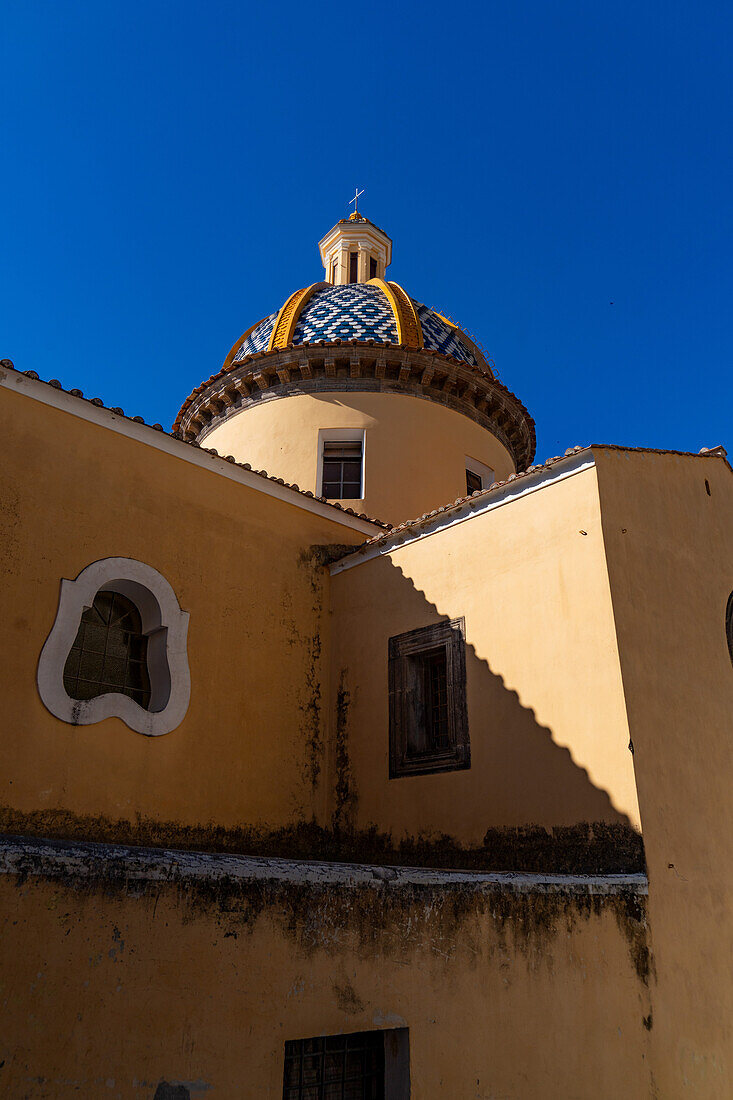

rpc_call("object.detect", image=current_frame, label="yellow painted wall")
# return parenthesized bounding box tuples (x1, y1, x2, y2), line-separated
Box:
(329, 465, 641, 843)
(203, 391, 516, 526)
(0, 384, 366, 835)
(0, 872, 653, 1099)
(595, 448, 733, 1098)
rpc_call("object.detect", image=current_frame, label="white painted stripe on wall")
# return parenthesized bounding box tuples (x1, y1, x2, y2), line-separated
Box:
(0, 835, 647, 895)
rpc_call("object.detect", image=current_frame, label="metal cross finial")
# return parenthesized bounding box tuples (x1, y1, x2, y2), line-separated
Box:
(349, 187, 364, 215)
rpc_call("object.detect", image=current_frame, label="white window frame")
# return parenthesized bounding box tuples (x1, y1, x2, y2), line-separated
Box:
(37, 557, 191, 737)
(464, 455, 495, 493)
(317, 427, 366, 501)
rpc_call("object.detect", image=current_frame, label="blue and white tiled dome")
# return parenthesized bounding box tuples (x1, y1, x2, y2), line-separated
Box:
(234, 312, 278, 359)
(294, 284, 398, 344)
(232, 284, 479, 366)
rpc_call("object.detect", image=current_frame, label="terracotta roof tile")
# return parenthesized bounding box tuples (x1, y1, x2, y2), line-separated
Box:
(358, 446, 593, 550)
(353, 441, 731, 554)
(0, 360, 391, 530)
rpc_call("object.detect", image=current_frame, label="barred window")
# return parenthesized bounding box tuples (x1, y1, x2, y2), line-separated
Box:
(283, 1031, 384, 1099)
(63, 591, 151, 708)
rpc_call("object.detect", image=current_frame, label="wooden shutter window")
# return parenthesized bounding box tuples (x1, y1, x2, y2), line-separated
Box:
(388, 618, 470, 778)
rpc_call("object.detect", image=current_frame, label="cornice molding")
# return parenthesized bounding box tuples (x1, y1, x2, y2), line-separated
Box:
(0, 833, 648, 893)
(329, 450, 596, 574)
(177, 343, 536, 471)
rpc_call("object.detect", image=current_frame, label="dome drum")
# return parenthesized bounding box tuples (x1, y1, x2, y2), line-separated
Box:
(175, 342, 536, 472)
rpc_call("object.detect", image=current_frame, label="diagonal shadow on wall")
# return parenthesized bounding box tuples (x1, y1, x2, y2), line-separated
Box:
(327, 551, 643, 875)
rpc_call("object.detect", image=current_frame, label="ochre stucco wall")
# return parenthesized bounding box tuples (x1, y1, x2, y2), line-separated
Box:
(0, 385, 367, 836)
(329, 464, 641, 844)
(0, 872, 654, 1099)
(595, 448, 733, 1098)
(203, 391, 516, 526)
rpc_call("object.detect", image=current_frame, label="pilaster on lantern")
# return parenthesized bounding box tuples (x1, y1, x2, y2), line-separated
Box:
(318, 213, 393, 285)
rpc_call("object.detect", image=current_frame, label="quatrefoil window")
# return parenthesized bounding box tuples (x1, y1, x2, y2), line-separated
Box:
(38, 558, 190, 736)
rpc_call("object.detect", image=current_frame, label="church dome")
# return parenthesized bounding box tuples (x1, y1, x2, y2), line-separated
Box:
(231, 283, 482, 368)
(174, 208, 536, 522)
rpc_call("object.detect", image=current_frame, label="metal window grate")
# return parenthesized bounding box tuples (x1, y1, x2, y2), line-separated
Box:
(63, 590, 151, 708)
(283, 1030, 384, 1099)
(322, 441, 363, 500)
(424, 649, 450, 750)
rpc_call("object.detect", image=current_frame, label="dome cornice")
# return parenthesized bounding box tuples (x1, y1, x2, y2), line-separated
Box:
(174, 342, 536, 471)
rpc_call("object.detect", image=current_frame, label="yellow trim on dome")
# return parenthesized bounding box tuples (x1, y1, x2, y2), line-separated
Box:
(267, 287, 306, 351)
(367, 279, 423, 348)
(387, 281, 423, 348)
(268, 282, 329, 351)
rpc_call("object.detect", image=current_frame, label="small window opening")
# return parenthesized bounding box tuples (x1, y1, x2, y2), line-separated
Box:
(466, 469, 482, 495)
(322, 440, 363, 499)
(389, 619, 469, 777)
(63, 590, 151, 708)
(407, 648, 451, 756)
(705, 479, 711, 496)
(727, 592, 733, 667)
(283, 1029, 392, 1099)
(369, 255, 378, 279)
(349, 251, 359, 283)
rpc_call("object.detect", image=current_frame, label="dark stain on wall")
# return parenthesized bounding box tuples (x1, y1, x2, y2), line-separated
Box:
(4, 855, 653, 987)
(0, 807, 645, 875)
(332, 978, 365, 1015)
(333, 669, 358, 833)
(301, 630, 323, 790)
(292, 549, 337, 793)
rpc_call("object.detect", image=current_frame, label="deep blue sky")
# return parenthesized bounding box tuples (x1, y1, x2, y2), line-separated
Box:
(2, 1, 731, 462)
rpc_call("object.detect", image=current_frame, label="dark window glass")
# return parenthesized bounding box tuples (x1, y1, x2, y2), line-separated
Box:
(63, 591, 151, 708)
(389, 619, 470, 777)
(349, 252, 359, 283)
(369, 256, 378, 279)
(466, 469, 482, 495)
(283, 1030, 384, 1100)
(424, 649, 450, 750)
(322, 441, 363, 499)
(727, 592, 733, 666)
(403, 647, 451, 758)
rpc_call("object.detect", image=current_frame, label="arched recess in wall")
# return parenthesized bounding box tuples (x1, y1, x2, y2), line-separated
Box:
(37, 557, 190, 736)
(727, 591, 733, 667)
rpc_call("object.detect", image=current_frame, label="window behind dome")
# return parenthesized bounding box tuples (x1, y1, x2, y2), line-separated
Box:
(322, 440, 363, 499)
